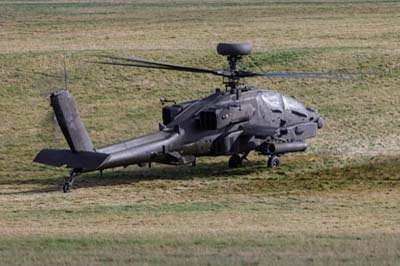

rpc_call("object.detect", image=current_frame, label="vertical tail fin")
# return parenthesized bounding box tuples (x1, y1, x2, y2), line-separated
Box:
(51, 90, 94, 152)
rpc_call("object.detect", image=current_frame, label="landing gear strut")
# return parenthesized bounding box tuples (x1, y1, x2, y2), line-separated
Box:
(267, 155, 281, 169)
(63, 170, 79, 193)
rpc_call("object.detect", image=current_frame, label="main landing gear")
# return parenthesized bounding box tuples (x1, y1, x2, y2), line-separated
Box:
(228, 154, 242, 168)
(63, 170, 79, 193)
(228, 153, 249, 168)
(267, 155, 281, 169)
(228, 153, 281, 169)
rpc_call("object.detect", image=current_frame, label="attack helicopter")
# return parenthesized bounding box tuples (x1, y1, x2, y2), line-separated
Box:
(34, 42, 359, 193)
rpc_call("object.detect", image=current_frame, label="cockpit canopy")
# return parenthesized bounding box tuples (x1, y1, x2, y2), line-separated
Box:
(261, 90, 308, 117)
(261, 91, 283, 113)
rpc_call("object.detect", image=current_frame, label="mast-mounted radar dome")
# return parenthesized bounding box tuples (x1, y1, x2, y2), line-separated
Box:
(217, 42, 252, 56)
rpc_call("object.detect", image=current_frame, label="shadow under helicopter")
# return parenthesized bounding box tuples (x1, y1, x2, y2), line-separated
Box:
(1, 156, 399, 195)
(0, 160, 266, 195)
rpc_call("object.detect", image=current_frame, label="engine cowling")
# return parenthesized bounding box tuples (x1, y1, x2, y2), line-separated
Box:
(162, 100, 198, 125)
(199, 104, 254, 130)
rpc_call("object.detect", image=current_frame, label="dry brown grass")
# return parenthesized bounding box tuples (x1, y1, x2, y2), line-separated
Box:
(1, 0, 399, 53)
(1, 185, 400, 237)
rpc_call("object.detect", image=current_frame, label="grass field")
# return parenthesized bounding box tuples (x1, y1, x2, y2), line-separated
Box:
(0, 0, 400, 265)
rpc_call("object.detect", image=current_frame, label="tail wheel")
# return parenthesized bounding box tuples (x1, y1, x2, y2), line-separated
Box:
(228, 154, 242, 168)
(62, 170, 78, 193)
(63, 182, 71, 193)
(267, 155, 280, 169)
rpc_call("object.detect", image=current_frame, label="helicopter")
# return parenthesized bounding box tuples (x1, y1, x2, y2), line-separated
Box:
(34, 42, 361, 193)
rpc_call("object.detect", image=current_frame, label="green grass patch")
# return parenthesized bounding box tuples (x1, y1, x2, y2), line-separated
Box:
(1, 234, 399, 266)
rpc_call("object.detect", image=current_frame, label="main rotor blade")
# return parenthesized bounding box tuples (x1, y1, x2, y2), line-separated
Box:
(96, 61, 222, 75)
(98, 55, 217, 75)
(96, 55, 372, 81)
(273, 71, 369, 75)
(244, 71, 360, 80)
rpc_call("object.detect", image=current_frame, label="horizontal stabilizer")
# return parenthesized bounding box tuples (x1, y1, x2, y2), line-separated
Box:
(33, 149, 109, 169)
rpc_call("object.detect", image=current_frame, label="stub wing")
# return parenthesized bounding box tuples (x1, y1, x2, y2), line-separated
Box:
(33, 149, 109, 170)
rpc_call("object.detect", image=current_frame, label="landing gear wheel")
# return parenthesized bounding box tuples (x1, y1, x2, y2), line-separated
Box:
(62, 170, 78, 193)
(63, 182, 71, 193)
(267, 155, 280, 169)
(228, 154, 242, 168)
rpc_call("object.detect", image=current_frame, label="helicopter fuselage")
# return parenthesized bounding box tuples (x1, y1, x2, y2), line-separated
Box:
(32, 42, 341, 193)
(95, 87, 323, 169)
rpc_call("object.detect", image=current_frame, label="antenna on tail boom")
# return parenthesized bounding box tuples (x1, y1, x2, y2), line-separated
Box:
(63, 55, 68, 91)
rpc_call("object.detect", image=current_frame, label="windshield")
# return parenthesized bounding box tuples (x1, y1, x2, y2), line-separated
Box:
(282, 96, 308, 116)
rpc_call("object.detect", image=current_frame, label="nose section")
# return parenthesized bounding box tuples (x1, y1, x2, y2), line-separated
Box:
(316, 116, 324, 129)
(307, 107, 324, 129)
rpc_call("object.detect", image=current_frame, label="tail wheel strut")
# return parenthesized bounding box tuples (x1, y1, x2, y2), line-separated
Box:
(63, 170, 79, 193)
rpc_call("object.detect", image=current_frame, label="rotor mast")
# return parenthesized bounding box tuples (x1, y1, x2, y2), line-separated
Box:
(216, 42, 252, 92)
(224, 55, 242, 90)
